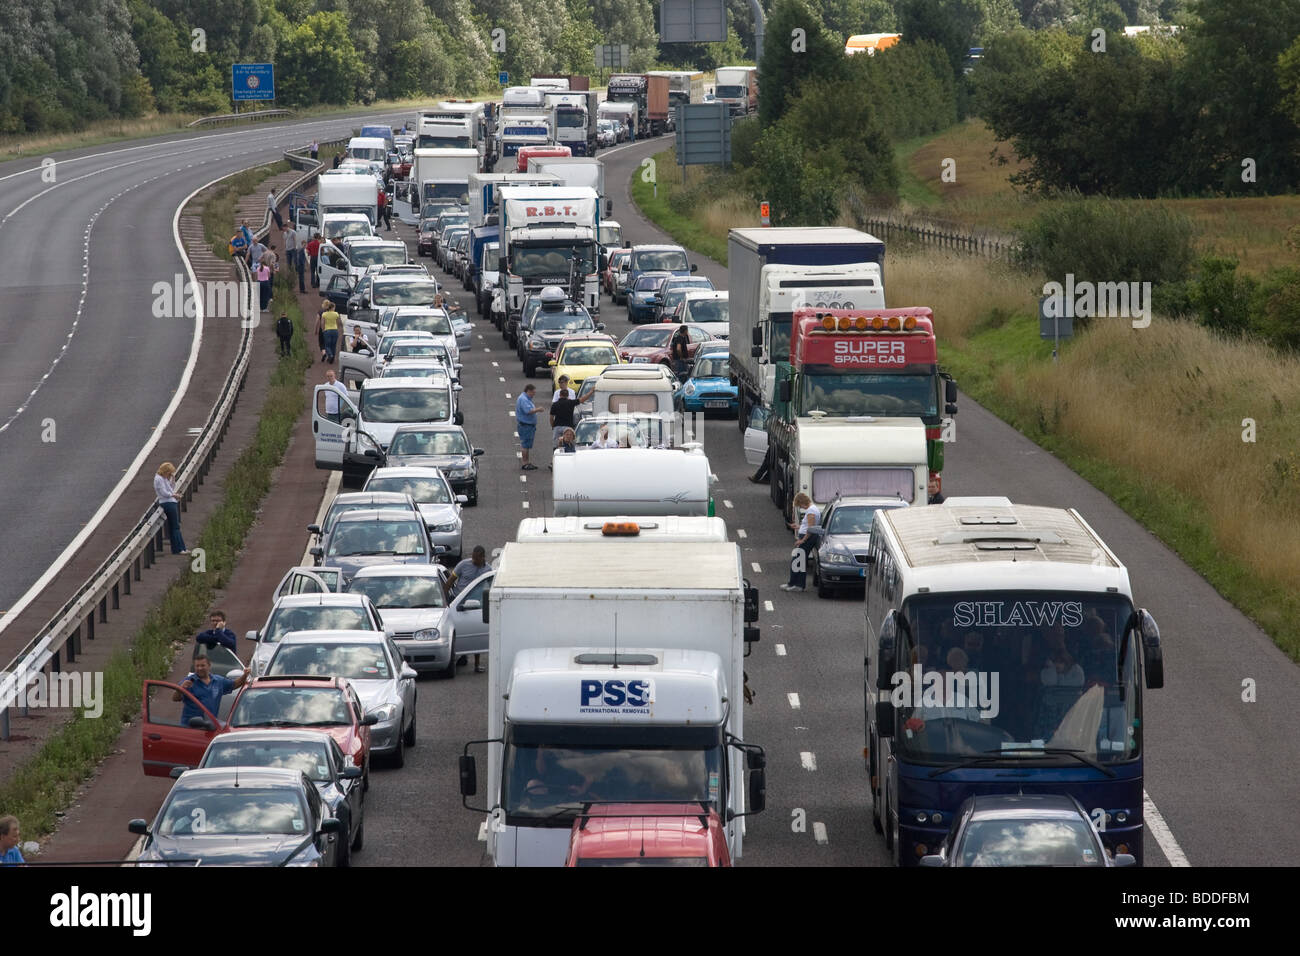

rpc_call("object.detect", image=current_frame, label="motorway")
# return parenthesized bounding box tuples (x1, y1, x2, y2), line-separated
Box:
(12, 123, 1299, 867)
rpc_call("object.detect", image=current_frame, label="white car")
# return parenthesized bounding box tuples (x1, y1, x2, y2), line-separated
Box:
(362, 466, 466, 562)
(744, 404, 769, 468)
(245, 592, 388, 679)
(347, 565, 458, 676)
(264, 631, 418, 765)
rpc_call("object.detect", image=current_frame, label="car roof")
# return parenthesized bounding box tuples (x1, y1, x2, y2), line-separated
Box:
(967, 794, 1089, 820)
(171, 767, 308, 789)
(828, 496, 909, 509)
(367, 466, 449, 481)
(275, 629, 390, 646)
(331, 508, 426, 524)
(683, 290, 728, 301)
(359, 376, 446, 390)
(632, 244, 685, 252)
(349, 563, 447, 580)
(244, 675, 350, 691)
(271, 592, 374, 609)
(558, 334, 617, 347)
(331, 491, 412, 505)
(205, 729, 335, 748)
(390, 423, 466, 435)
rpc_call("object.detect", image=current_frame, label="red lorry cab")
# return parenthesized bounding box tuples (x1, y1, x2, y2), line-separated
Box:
(565, 804, 732, 867)
(517, 145, 571, 173)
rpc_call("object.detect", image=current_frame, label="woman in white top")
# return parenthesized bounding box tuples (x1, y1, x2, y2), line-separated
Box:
(154, 462, 188, 555)
(781, 493, 820, 591)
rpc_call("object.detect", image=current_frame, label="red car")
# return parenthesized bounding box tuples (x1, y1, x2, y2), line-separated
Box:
(141, 675, 376, 788)
(565, 804, 732, 866)
(603, 248, 630, 295)
(617, 323, 715, 367)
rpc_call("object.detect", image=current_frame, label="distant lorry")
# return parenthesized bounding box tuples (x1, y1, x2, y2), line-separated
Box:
(459, 539, 765, 866)
(597, 101, 638, 140)
(465, 171, 559, 316)
(844, 33, 902, 56)
(727, 226, 886, 425)
(415, 101, 497, 171)
(499, 104, 556, 157)
(313, 172, 380, 240)
(530, 74, 591, 91)
(552, 448, 712, 517)
(648, 70, 706, 121)
(771, 307, 957, 491)
(713, 66, 758, 115)
(497, 184, 602, 317)
(516, 144, 571, 173)
(346, 136, 388, 165)
(525, 156, 605, 200)
(394, 148, 479, 223)
(606, 73, 671, 136)
(544, 89, 600, 156)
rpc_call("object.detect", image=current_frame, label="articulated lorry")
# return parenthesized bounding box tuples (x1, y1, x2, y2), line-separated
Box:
(606, 73, 671, 136)
(728, 227, 886, 425)
(530, 74, 591, 91)
(459, 539, 765, 866)
(769, 307, 957, 505)
(415, 102, 496, 169)
(543, 89, 600, 156)
(299, 172, 379, 243)
(466, 172, 559, 319)
(497, 185, 602, 318)
(648, 70, 706, 122)
(500, 87, 555, 157)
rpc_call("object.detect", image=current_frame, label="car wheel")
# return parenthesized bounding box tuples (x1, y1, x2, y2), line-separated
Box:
(403, 707, 416, 747)
(443, 652, 457, 679)
(392, 728, 406, 768)
(351, 812, 365, 851)
(815, 562, 832, 599)
(362, 758, 370, 792)
(468, 485, 478, 506)
(336, 812, 352, 867)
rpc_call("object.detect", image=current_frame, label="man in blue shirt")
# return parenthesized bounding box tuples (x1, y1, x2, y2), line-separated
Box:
(194, 610, 238, 654)
(173, 653, 248, 726)
(0, 816, 23, 865)
(515, 384, 539, 470)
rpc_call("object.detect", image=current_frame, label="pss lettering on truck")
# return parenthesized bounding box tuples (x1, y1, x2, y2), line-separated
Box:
(580, 679, 654, 714)
(525, 205, 578, 218)
(833, 339, 906, 366)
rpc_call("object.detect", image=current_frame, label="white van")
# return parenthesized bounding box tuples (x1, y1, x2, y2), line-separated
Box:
(313, 378, 462, 482)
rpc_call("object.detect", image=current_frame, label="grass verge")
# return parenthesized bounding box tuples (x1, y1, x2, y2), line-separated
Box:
(629, 147, 752, 264)
(0, 177, 312, 840)
(631, 165, 1300, 666)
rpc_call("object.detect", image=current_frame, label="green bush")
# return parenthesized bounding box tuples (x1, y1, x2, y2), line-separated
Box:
(730, 116, 760, 169)
(1189, 257, 1256, 338)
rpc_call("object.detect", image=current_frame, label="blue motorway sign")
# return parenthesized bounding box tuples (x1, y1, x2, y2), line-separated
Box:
(232, 63, 275, 101)
(499, 71, 509, 86)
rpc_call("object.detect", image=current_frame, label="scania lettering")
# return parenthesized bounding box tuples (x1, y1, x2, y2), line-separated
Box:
(864, 498, 1165, 866)
(458, 540, 765, 867)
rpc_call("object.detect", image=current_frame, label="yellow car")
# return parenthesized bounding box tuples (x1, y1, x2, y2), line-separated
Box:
(548, 334, 624, 392)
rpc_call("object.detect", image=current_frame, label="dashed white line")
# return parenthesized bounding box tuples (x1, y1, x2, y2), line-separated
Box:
(519, 475, 527, 483)
(499, 376, 505, 382)
(800, 752, 817, 771)
(477, 821, 488, 841)
(492, 361, 499, 367)
(751, 562, 762, 573)
(787, 693, 800, 710)
(812, 822, 828, 845)
(1144, 791, 1190, 866)
(522, 501, 530, 510)
(775, 643, 787, 656)
(505, 392, 512, 398)
(764, 600, 774, 612)
(723, 499, 734, 509)
(736, 529, 747, 539)
(508, 411, 516, 417)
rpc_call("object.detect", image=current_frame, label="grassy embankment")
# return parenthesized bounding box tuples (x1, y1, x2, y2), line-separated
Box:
(632, 139, 1300, 664)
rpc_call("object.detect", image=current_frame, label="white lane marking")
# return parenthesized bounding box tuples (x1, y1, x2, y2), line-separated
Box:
(484, 347, 491, 353)
(800, 752, 817, 771)
(302, 471, 342, 566)
(508, 411, 515, 417)
(764, 600, 774, 612)
(813, 822, 828, 845)
(499, 377, 505, 382)
(1144, 790, 1190, 866)
(736, 529, 747, 539)
(787, 693, 800, 710)
(520, 475, 527, 483)
(478, 821, 488, 842)
(505, 392, 511, 399)
(522, 501, 530, 510)
(751, 562, 761, 573)
(775, 643, 787, 656)
(492, 361, 499, 367)
(723, 499, 733, 509)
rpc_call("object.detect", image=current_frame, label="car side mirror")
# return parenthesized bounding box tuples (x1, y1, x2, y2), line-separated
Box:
(128, 819, 150, 836)
(462, 600, 481, 612)
(319, 817, 342, 835)
(188, 716, 214, 731)
(342, 765, 363, 780)
(604, 199, 613, 218)
(778, 380, 791, 403)
(168, 766, 188, 779)
(456, 494, 469, 504)
(748, 767, 766, 814)
(875, 700, 895, 738)
(246, 630, 259, 642)
(919, 854, 945, 867)
(400, 664, 417, 680)
(743, 582, 759, 623)
(459, 754, 478, 797)
(547, 359, 556, 367)
(596, 323, 605, 331)
(310, 547, 324, 560)
(751, 327, 762, 346)
(945, 378, 958, 404)
(362, 713, 380, 726)
(307, 524, 322, 535)
(945, 403, 958, 415)
(1113, 853, 1137, 867)
(689, 263, 698, 273)
(472, 448, 484, 457)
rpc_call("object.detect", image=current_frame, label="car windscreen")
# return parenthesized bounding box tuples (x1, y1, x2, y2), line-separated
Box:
(620, 326, 674, 348)
(686, 299, 728, 323)
(264, 606, 370, 644)
(158, 788, 308, 836)
(957, 818, 1105, 867)
(633, 274, 668, 293)
(388, 344, 448, 361)
(348, 574, 446, 609)
(326, 519, 427, 557)
(633, 250, 688, 272)
(560, 345, 618, 366)
(692, 356, 729, 379)
(201, 740, 332, 782)
(359, 387, 449, 423)
(372, 281, 439, 306)
(323, 501, 412, 534)
(268, 643, 392, 681)
(574, 419, 647, 447)
(366, 475, 453, 504)
(388, 430, 469, 457)
(349, 246, 407, 267)
(229, 687, 349, 728)
(391, 312, 453, 335)
(826, 505, 889, 534)
(533, 311, 594, 333)
(381, 364, 445, 379)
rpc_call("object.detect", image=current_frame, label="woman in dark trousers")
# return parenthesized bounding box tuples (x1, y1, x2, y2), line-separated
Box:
(670, 325, 690, 379)
(154, 462, 188, 555)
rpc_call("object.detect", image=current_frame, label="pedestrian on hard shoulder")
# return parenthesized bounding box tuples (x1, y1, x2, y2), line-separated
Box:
(0, 816, 24, 866)
(332, 153, 341, 169)
(448, 546, 492, 672)
(247, 236, 267, 271)
(781, 493, 821, 592)
(283, 226, 304, 293)
(516, 384, 538, 470)
(268, 189, 283, 230)
(255, 258, 273, 312)
(154, 462, 188, 556)
(195, 610, 238, 654)
(310, 140, 319, 160)
(377, 188, 391, 231)
(317, 303, 342, 363)
(315, 299, 329, 360)
(261, 243, 279, 274)
(307, 233, 323, 289)
(275, 311, 294, 356)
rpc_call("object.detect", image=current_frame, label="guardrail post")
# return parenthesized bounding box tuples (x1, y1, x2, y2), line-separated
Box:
(88, 609, 97, 641)
(1, 707, 9, 741)
(122, 568, 131, 597)
(49, 647, 60, 675)
(133, 554, 142, 583)
(68, 623, 80, 663)
(99, 594, 108, 623)
(111, 581, 120, 610)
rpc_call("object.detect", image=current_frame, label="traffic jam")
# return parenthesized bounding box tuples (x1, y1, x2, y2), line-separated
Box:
(128, 77, 1164, 870)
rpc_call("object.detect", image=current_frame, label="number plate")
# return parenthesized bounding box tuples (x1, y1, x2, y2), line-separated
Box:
(704, 400, 729, 408)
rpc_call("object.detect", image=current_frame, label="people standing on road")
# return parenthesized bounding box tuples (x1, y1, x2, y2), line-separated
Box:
(255, 259, 273, 312)
(927, 475, 945, 505)
(0, 816, 24, 866)
(377, 187, 391, 231)
(550, 376, 577, 446)
(332, 153, 341, 169)
(317, 303, 342, 363)
(247, 236, 267, 271)
(322, 369, 348, 416)
(780, 493, 820, 592)
(195, 610, 238, 654)
(268, 189, 283, 229)
(554, 428, 577, 455)
(283, 226, 304, 293)
(310, 140, 319, 160)
(174, 652, 249, 726)
(448, 546, 492, 672)
(516, 384, 538, 470)
(670, 325, 690, 379)
(261, 243, 278, 274)
(275, 311, 294, 356)
(306, 233, 323, 289)
(749, 445, 772, 484)
(154, 462, 188, 556)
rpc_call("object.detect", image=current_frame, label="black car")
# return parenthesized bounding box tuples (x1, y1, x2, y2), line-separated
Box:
(417, 217, 439, 257)
(920, 794, 1136, 867)
(521, 302, 603, 376)
(129, 767, 342, 867)
(194, 730, 365, 866)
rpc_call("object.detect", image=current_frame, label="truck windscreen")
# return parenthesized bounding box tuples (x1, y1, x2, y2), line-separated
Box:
(715, 86, 745, 98)
(510, 242, 596, 278)
(502, 724, 724, 820)
(894, 592, 1140, 766)
(801, 372, 938, 417)
(424, 183, 468, 203)
(557, 112, 586, 128)
(416, 135, 471, 149)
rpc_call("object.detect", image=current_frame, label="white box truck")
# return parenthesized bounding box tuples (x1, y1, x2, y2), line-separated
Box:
(497, 184, 601, 315)
(315, 172, 379, 240)
(524, 156, 604, 200)
(459, 540, 765, 866)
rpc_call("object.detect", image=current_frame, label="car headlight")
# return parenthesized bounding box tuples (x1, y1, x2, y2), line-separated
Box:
(529, 336, 544, 349)
(444, 467, 469, 478)
(684, 382, 696, 395)
(823, 550, 853, 565)
(357, 432, 381, 455)
(430, 522, 459, 532)
(371, 704, 397, 722)
(285, 856, 321, 867)
(413, 627, 443, 642)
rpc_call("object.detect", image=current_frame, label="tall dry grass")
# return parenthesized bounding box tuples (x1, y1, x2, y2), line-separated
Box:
(883, 250, 1031, 346)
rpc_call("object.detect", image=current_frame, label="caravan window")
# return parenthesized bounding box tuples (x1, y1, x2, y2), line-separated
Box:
(812, 468, 915, 503)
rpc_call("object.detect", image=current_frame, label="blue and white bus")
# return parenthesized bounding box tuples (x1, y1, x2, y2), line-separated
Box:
(863, 497, 1164, 865)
